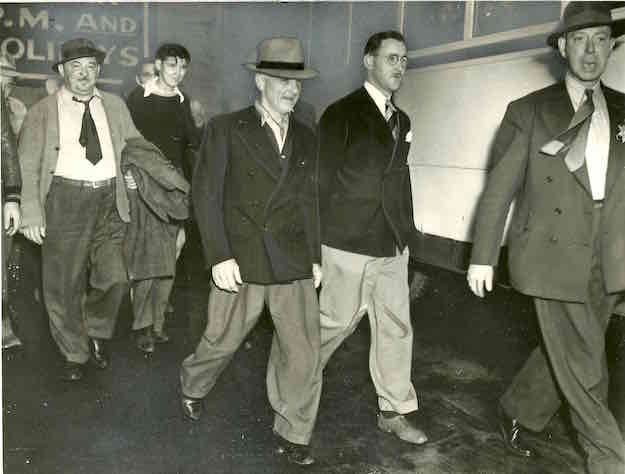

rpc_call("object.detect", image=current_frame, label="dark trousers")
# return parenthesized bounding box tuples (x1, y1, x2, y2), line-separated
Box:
(180, 280, 322, 445)
(42, 178, 128, 364)
(501, 207, 625, 474)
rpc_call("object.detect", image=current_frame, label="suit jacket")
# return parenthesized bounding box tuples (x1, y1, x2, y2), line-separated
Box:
(471, 82, 625, 302)
(192, 105, 320, 284)
(17, 89, 141, 228)
(1, 93, 20, 202)
(318, 87, 415, 257)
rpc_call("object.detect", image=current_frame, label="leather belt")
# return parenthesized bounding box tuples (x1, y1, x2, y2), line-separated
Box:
(53, 176, 115, 189)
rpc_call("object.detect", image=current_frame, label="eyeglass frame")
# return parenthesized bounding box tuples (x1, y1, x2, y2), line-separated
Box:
(374, 53, 408, 67)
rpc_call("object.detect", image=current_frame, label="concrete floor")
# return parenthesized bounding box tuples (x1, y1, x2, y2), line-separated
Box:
(3, 250, 625, 474)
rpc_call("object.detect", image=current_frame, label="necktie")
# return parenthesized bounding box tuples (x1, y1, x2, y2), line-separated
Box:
(385, 99, 399, 141)
(561, 89, 595, 172)
(72, 96, 102, 165)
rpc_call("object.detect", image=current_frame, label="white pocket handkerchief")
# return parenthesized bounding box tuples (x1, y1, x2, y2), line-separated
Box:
(540, 139, 566, 156)
(405, 130, 412, 143)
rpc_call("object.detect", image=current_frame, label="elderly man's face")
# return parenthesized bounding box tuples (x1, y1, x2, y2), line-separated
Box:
(137, 62, 155, 85)
(59, 56, 100, 98)
(558, 26, 614, 85)
(256, 74, 301, 117)
(365, 38, 407, 95)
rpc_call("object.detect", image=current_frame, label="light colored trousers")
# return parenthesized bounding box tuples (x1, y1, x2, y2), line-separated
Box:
(319, 245, 419, 414)
(180, 279, 322, 445)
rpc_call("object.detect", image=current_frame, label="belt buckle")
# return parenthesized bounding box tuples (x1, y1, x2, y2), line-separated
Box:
(89, 180, 99, 189)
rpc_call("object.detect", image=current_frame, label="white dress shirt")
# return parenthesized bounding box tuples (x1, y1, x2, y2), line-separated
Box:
(255, 100, 289, 153)
(565, 73, 610, 200)
(143, 77, 185, 103)
(54, 86, 116, 181)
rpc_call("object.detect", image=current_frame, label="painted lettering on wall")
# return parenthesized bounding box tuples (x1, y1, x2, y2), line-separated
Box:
(0, 4, 153, 89)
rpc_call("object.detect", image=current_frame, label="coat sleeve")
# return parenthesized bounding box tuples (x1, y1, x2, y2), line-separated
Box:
(1, 94, 21, 202)
(317, 102, 348, 240)
(192, 116, 233, 269)
(17, 102, 46, 228)
(470, 99, 532, 266)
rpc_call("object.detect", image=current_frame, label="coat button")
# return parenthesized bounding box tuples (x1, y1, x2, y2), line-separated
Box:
(247, 169, 255, 176)
(550, 236, 558, 243)
(554, 208, 562, 215)
(546, 176, 553, 183)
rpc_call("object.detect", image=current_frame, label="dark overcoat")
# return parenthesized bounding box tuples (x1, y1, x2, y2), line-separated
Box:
(318, 87, 415, 257)
(192, 106, 320, 284)
(471, 82, 625, 302)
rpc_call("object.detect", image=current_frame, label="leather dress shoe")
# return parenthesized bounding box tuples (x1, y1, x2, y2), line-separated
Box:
(274, 434, 315, 466)
(181, 396, 202, 421)
(60, 361, 84, 381)
(152, 328, 170, 344)
(498, 405, 534, 457)
(89, 338, 109, 369)
(377, 413, 428, 444)
(136, 328, 155, 354)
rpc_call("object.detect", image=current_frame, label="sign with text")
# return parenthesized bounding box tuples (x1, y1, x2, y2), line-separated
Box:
(0, 3, 154, 91)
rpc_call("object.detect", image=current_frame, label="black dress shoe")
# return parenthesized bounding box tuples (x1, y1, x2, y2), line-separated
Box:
(498, 405, 534, 457)
(89, 338, 109, 369)
(60, 361, 84, 381)
(152, 328, 170, 344)
(181, 396, 202, 421)
(136, 328, 155, 354)
(274, 434, 315, 466)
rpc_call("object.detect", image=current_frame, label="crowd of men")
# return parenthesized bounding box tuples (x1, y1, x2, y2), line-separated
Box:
(2, 2, 625, 472)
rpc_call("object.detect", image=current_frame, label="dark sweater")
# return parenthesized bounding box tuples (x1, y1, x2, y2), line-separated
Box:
(126, 86, 199, 172)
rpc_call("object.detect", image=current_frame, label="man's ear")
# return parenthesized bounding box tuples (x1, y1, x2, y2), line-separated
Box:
(57, 63, 65, 78)
(154, 59, 162, 74)
(363, 53, 374, 71)
(254, 73, 265, 94)
(557, 36, 567, 60)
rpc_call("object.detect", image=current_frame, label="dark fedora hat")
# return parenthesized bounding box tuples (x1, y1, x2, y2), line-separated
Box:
(244, 37, 318, 80)
(52, 38, 106, 73)
(547, 2, 625, 48)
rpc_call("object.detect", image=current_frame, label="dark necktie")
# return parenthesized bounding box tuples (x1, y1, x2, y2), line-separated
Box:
(560, 89, 595, 172)
(72, 96, 102, 165)
(385, 99, 399, 141)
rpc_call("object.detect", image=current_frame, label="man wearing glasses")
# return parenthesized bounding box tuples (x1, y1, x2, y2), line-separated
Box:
(317, 31, 427, 444)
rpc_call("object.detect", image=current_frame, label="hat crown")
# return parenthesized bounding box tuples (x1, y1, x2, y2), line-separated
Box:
(562, 2, 613, 30)
(256, 37, 305, 65)
(61, 38, 100, 60)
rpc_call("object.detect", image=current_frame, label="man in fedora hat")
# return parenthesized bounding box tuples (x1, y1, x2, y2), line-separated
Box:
(179, 37, 322, 466)
(467, 2, 625, 472)
(317, 30, 427, 446)
(18, 37, 141, 381)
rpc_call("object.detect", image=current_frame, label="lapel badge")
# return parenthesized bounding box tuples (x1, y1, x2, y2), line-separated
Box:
(617, 123, 625, 144)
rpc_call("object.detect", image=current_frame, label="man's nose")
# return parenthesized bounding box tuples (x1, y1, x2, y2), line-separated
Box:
(585, 39, 596, 54)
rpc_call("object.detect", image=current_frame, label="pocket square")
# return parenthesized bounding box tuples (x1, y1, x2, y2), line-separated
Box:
(405, 130, 412, 143)
(540, 139, 566, 156)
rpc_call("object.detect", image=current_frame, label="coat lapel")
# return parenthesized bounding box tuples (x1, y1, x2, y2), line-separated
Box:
(540, 83, 593, 197)
(604, 87, 625, 199)
(356, 88, 394, 148)
(233, 107, 281, 181)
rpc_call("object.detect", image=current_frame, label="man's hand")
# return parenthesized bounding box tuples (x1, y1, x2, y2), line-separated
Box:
(124, 170, 138, 190)
(312, 263, 322, 289)
(21, 225, 46, 245)
(3, 202, 21, 236)
(212, 258, 242, 293)
(467, 264, 494, 298)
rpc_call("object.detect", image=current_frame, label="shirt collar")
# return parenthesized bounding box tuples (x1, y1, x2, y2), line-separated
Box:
(254, 100, 289, 129)
(364, 80, 392, 117)
(60, 85, 102, 103)
(565, 72, 602, 109)
(143, 77, 185, 103)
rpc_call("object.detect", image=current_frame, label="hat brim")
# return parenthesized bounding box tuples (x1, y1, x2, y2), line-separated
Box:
(547, 19, 625, 48)
(244, 63, 318, 80)
(52, 50, 106, 73)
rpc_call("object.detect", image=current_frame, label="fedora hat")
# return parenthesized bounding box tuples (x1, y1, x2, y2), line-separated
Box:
(0, 53, 19, 78)
(52, 38, 106, 73)
(244, 37, 318, 80)
(547, 2, 625, 48)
